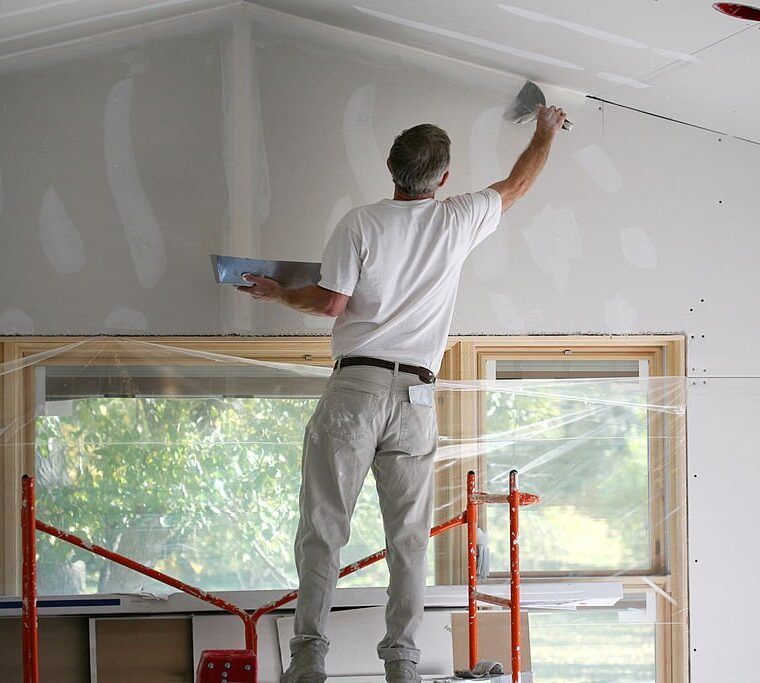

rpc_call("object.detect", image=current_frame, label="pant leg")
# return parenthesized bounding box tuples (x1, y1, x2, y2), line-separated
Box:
(291, 375, 384, 653)
(373, 384, 438, 663)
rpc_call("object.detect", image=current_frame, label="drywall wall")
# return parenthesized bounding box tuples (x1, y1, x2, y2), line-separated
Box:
(0, 5, 758, 681)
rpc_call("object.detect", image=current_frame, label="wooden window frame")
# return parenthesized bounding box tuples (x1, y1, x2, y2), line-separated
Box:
(436, 335, 687, 683)
(1, 334, 687, 682)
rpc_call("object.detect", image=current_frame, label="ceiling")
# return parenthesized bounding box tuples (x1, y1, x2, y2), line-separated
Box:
(0, 0, 757, 142)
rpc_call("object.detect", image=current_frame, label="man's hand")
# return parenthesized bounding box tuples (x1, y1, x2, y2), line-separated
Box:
(236, 275, 350, 317)
(237, 274, 282, 302)
(536, 105, 566, 136)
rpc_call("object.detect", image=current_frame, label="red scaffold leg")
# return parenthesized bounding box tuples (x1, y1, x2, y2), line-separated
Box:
(466, 470, 478, 670)
(509, 470, 520, 683)
(21, 475, 39, 683)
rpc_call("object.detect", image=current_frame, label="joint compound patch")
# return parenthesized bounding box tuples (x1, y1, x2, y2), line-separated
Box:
(104, 77, 166, 289)
(472, 223, 510, 283)
(605, 294, 638, 332)
(573, 145, 622, 193)
(488, 292, 525, 330)
(39, 186, 86, 274)
(0, 308, 35, 335)
(325, 195, 353, 248)
(522, 205, 582, 293)
(596, 72, 651, 89)
(104, 305, 148, 332)
(344, 83, 385, 203)
(620, 225, 658, 269)
(470, 106, 506, 189)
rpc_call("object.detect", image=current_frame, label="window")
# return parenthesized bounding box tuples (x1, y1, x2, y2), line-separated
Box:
(435, 338, 687, 683)
(1, 336, 686, 683)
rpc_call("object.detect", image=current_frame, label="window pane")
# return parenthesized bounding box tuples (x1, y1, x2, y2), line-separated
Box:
(530, 603, 656, 682)
(484, 360, 652, 573)
(34, 365, 417, 594)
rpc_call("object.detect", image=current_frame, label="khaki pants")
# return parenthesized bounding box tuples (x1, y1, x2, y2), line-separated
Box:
(291, 363, 438, 663)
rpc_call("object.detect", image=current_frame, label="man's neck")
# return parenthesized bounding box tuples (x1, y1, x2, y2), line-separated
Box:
(392, 187, 434, 201)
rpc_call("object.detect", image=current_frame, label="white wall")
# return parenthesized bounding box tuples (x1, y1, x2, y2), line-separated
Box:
(0, 6, 758, 681)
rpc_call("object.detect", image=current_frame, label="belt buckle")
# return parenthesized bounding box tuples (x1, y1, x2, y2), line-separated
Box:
(418, 368, 435, 384)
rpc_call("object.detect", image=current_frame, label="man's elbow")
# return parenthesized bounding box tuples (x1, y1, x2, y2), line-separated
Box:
(320, 295, 349, 318)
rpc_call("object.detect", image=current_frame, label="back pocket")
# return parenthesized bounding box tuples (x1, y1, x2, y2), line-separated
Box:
(398, 402, 438, 456)
(316, 386, 379, 440)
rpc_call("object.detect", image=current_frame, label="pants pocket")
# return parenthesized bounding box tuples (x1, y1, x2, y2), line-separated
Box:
(315, 386, 379, 440)
(398, 402, 437, 456)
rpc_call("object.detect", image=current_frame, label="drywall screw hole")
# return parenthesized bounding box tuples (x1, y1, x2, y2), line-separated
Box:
(693, 474, 698, 478)
(700, 298, 704, 302)
(718, 200, 723, 204)
(701, 335, 705, 339)
(689, 308, 693, 312)
(694, 559, 699, 563)
(690, 335, 695, 339)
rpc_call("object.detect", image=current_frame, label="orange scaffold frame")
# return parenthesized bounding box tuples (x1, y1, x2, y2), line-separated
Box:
(21, 470, 538, 683)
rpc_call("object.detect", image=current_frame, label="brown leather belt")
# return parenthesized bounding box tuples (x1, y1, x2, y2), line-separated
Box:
(334, 356, 436, 384)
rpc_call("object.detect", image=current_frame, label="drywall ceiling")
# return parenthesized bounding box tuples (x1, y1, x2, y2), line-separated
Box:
(243, 0, 760, 143)
(0, 0, 234, 59)
(0, 0, 757, 142)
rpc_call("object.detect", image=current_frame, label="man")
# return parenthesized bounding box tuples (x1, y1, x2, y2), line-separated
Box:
(237, 105, 566, 682)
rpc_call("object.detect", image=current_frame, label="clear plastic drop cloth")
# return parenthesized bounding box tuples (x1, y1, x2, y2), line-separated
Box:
(1, 337, 687, 682)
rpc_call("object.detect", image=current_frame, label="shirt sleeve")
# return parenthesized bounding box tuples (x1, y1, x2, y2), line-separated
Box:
(318, 210, 362, 296)
(444, 188, 503, 252)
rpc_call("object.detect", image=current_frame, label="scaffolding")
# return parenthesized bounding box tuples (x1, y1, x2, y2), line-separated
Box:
(21, 469, 538, 683)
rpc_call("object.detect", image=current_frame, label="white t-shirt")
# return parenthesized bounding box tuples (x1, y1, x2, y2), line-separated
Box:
(319, 188, 502, 374)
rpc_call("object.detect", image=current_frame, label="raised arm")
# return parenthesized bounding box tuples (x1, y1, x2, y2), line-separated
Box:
(489, 105, 566, 212)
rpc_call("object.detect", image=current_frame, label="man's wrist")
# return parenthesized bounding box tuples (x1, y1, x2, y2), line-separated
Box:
(534, 127, 556, 142)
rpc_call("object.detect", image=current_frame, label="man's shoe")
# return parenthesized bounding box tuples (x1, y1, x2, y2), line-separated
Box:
(280, 640, 328, 683)
(384, 659, 421, 683)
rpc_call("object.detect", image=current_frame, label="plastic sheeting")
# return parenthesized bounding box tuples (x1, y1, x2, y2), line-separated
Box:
(1, 337, 687, 680)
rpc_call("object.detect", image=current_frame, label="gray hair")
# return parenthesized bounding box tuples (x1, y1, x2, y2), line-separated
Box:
(388, 124, 451, 197)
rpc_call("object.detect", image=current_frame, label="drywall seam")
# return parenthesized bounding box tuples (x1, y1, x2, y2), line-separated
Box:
(0, 0, 86, 22)
(352, 5, 583, 71)
(593, 24, 757, 107)
(220, 15, 269, 333)
(240, 2, 588, 98)
(587, 96, 760, 146)
(0, 2, 240, 67)
(103, 77, 167, 289)
(497, 4, 648, 49)
(0, 0, 222, 49)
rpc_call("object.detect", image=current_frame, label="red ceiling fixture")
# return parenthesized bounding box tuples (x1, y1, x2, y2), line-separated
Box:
(713, 3, 760, 21)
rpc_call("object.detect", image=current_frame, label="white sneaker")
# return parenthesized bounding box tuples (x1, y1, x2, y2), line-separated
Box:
(385, 660, 421, 683)
(281, 641, 328, 683)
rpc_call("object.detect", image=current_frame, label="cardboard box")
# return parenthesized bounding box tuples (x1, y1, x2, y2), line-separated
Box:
(450, 610, 531, 673)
